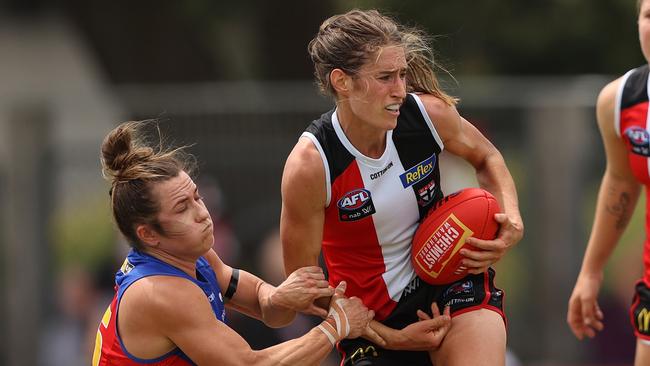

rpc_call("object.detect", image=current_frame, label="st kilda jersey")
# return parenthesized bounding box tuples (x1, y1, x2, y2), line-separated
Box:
(302, 93, 444, 320)
(92, 250, 226, 366)
(616, 64, 650, 286)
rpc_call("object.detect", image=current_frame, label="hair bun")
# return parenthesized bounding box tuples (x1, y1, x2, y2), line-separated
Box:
(101, 121, 154, 183)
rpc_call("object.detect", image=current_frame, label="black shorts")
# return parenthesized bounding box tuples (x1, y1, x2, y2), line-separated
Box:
(630, 280, 650, 340)
(336, 268, 505, 366)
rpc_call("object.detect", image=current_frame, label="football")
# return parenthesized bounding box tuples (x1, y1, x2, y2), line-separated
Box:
(411, 188, 501, 285)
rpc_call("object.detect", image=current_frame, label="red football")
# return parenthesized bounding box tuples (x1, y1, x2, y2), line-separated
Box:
(411, 188, 501, 285)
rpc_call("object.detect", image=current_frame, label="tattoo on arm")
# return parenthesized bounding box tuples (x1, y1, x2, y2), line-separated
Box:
(605, 190, 631, 231)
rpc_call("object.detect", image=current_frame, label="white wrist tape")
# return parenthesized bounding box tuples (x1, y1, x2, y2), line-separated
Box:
(316, 324, 337, 345)
(316, 298, 350, 345)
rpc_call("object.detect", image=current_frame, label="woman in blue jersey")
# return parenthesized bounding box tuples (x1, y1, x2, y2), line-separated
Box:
(92, 121, 377, 365)
(568, 1, 650, 364)
(281, 9, 523, 366)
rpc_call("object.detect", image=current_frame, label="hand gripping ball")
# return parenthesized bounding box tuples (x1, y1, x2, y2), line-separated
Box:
(411, 188, 501, 285)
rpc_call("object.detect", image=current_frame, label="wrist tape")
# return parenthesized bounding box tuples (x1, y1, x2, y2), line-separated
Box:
(316, 298, 350, 345)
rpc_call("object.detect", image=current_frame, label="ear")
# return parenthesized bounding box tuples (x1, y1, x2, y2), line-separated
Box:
(136, 224, 160, 248)
(330, 68, 352, 95)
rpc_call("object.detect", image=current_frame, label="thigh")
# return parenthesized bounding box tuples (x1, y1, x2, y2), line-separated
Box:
(431, 308, 506, 366)
(635, 339, 650, 366)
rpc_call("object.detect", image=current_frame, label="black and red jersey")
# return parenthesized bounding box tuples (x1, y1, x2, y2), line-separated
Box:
(302, 93, 444, 320)
(616, 64, 650, 286)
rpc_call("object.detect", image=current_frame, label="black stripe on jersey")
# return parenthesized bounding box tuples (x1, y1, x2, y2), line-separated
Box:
(622, 65, 650, 110)
(392, 94, 443, 221)
(304, 109, 355, 183)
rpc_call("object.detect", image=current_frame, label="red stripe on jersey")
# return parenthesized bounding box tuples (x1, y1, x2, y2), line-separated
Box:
(94, 292, 193, 366)
(323, 161, 397, 321)
(620, 102, 650, 183)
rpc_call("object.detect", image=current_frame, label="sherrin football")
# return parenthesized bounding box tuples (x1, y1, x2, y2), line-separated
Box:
(411, 188, 501, 285)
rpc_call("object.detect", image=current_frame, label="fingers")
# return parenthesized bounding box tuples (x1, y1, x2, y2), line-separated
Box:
(334, 281, 347, 297)
(431, 302, 441, 317)
(417, 309, 431, 321)
(363, 324, 386, 347)
(307, 303, 329, 318)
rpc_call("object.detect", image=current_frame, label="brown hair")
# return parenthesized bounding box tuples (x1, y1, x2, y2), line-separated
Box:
(100, 120, 195, 250)
(308, 9, 457, 106)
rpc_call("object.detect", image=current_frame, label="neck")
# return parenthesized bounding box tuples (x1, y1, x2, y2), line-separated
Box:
(336, 104, 387, 159)
(142, 248, 199, 278)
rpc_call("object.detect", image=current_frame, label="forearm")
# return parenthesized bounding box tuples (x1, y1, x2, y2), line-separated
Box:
(253, 324, 335, 366)
(580, 172, 641, 275)
(257, 281, 297, 328)
(367, 320, 404, 350)
(475, 151, 520, 219)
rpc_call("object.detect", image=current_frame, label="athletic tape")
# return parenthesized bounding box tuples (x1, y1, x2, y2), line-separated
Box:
(317, 324, 337, 345)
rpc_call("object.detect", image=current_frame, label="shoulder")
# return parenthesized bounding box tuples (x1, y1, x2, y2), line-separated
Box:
(125, 275, 205, 309)
(283, 138, 325, 187)
(282, 137, 326, 207)
(596, 77, 624, 133)
(412, 93, 459, 121)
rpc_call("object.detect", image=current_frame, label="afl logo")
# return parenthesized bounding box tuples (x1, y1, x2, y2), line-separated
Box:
(625, 126, 650, 156)
(337, 188, 376, 221)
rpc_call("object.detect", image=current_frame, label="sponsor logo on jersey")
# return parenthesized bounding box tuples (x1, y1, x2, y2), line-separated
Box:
(638, 307, 650, 333)
(413, 214, 473, 279)
(370, 161, 394, 180)
(337, 188, 376, 221)
(625, 126, 650, 156)
(120, 259, 134, 275)
(443, 280, 474, 298)
(442, 280, 476, 307)
(400, 155, 436, 188)
(417, 180, 437, 207)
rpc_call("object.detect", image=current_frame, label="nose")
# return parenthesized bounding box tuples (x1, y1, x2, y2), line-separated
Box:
(392, 76, 406, 99)
(196, 200, 211, 223)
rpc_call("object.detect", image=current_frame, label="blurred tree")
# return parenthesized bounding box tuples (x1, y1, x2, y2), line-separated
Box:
(4, 0, 643, 82)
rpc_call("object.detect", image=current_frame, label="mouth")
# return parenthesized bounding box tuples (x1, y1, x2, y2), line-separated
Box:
(203, 222, 213, 233)
(385, 103, 401, 115)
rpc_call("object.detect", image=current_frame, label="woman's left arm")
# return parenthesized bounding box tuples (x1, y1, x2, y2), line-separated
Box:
(420, 94, 524, 273)
(205, 249, 333, 328)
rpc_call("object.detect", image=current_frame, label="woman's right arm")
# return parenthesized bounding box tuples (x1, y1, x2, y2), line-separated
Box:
(127, 276, 373, 365)
(568, 77, 642, 339)
(280, 137, 327, 277)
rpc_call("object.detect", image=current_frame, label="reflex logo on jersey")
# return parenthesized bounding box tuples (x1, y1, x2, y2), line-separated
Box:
(337, 188, 376, 221)
(413, 214, 473, 280)
(625, 126, 650, 156)
(400, 155, 436, 188)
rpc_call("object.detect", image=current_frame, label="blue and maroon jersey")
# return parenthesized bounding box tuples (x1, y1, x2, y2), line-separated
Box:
(302, 93, 444, 320)
(616, 64, 650, 286)
(92, 250, 226, 366)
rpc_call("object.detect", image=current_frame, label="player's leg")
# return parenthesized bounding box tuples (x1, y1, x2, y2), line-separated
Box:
(635, 339, 650, 366)
(430, 308, 506, 366)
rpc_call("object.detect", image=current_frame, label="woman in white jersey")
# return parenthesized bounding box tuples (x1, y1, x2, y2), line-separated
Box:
(281, 9, 524, 366)
(568, 1, 650, 365)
